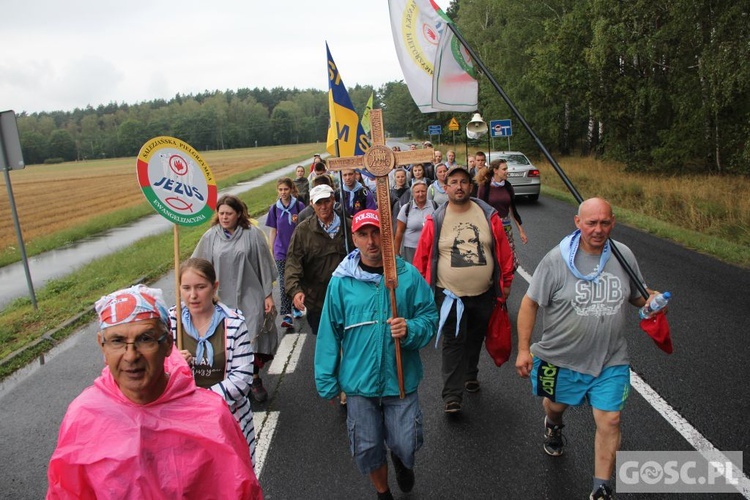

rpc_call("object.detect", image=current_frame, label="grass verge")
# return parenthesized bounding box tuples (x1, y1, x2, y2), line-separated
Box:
(0, 180, 280, 381)
(541, 185, 750, 268)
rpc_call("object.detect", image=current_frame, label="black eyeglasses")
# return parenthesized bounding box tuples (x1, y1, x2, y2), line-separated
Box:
(101, 333, 169, 353)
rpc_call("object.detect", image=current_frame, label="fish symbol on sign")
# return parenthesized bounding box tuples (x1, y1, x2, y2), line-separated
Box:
(165, 197, 194, 213)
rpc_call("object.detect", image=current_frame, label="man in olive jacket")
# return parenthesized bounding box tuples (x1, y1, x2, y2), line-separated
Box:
(285, 184, 353, 335)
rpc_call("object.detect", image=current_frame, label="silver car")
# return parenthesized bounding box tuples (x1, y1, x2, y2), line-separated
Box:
(486, 151, 541, 201)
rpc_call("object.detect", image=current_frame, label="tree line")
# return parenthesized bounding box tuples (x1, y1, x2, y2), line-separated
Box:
(15, 0, 747, 174)
(447, 0, 748, 174)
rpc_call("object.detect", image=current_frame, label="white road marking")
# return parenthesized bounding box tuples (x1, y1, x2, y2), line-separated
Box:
(268, 333, 307, 374)
(630, 372, 750, 497)
(515, 264, 534, 283)
(516, 264, 750, 497)
(254, 333, 307, 478)
(253, 410, 278, 479)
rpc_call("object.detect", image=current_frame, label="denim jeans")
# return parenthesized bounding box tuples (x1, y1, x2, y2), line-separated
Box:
(345, 391, 424, 474)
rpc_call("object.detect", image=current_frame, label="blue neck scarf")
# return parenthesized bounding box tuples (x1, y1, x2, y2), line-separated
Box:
(319, 212, 341, 238)
(332, 249, 383, 284)
(182, 304, 226, 367)
(436, 289, 464, 348)
(275, 196, 298, 224)
(491, 180, 505, 187)
(342, 182, 363, 210)
(559, 229, 611, 283)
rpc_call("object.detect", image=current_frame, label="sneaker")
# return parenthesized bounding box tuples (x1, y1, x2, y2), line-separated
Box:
(390, 451, 415, 493)
(444, 401, 462, 414)
(376, 490, 394, 500)
(543, 417, 566, 456)
(464, 380, 480, 393)
(589, 484, 613, 500)
(281, 315, 293, 329)
(251, 378, 268, 402)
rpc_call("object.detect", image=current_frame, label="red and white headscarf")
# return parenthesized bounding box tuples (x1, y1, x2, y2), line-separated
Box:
(95, 285, 170, 330)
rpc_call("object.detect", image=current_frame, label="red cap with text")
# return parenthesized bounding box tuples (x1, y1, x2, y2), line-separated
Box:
(351, 209, 380, 232)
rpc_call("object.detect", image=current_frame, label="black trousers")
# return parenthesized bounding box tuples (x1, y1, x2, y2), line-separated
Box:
(435, 288, 495, 404)
(307, 309, 322, 336)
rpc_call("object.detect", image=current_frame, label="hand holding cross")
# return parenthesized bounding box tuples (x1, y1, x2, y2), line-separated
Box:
(327, 109, 434, 398)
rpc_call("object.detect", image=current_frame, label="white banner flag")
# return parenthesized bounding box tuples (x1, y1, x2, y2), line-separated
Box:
(388, 0, 478, 113)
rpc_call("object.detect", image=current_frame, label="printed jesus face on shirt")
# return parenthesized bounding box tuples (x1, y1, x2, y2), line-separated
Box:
(450, 222, 487, 267)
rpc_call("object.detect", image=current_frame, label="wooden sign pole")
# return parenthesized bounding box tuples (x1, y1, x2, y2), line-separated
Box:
(328, 109, 433, 398)
(173, 224, 183, 350)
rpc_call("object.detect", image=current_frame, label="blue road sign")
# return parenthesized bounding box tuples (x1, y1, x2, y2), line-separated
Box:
(490, 119, 512, 138)
(428, 125, 442, 135)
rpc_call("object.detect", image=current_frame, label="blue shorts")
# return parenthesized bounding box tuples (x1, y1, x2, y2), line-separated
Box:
(346, 391, 424, 475)
(531, 357, 630, 412)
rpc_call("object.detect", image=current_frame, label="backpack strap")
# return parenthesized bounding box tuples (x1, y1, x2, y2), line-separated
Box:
(480, 182, 490, 202)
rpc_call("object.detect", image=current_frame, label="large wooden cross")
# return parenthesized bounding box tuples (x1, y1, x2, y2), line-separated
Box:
(327, 109, 434, 398)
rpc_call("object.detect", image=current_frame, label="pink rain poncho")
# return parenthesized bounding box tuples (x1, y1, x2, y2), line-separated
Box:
(47, 351, 263, 499)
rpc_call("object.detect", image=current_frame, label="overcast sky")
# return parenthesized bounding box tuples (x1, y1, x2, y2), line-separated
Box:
(0, 0, 451, 114)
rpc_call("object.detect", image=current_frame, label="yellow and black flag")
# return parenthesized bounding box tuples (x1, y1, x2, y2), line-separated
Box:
(326, 43, 367, 157)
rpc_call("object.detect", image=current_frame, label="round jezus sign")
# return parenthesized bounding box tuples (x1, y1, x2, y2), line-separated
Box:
(136, 136, 217, 226)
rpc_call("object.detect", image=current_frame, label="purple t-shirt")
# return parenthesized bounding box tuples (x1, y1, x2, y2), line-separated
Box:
(265, 198, 306, 260)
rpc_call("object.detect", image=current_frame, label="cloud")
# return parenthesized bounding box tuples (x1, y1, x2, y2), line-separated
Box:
(1, 0, 451, 114)
(55, 57, 125, 108)
(0, 56, 124, 113)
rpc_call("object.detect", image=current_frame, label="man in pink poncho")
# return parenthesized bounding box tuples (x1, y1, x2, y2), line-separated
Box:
(46, 285, 263, 499)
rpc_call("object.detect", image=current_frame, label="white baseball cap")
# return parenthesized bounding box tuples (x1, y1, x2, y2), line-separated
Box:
(310, 185, 335, 204)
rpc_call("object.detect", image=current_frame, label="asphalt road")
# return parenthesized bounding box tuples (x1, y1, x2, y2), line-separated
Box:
(1, 195, 748, 499)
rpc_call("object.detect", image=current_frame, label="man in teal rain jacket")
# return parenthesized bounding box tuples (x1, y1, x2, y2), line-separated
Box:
(315, 209, 437, 500)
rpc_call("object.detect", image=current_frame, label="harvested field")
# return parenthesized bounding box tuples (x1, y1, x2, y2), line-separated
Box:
(0, 144, 317, 251)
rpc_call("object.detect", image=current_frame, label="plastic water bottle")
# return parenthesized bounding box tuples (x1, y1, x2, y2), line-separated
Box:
(639, 291, 672, 319)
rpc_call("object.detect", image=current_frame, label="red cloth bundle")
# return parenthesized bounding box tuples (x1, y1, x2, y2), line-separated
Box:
(639, 312, 673, 354)
(485, 298, 512, 366)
